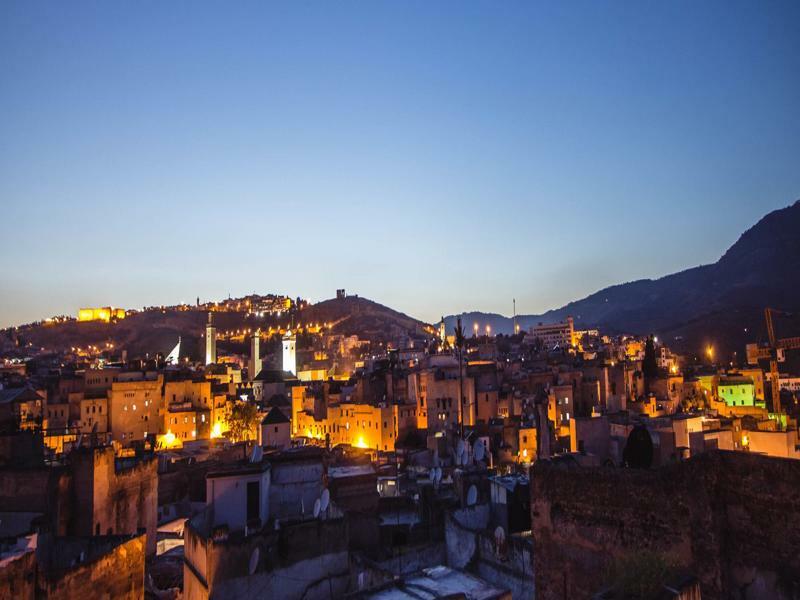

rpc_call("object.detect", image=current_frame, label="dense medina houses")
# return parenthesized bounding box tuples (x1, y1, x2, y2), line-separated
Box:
(2, 306, 800, 599)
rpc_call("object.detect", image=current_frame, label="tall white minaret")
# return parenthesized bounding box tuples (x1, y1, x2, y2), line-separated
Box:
(282, 330, 296, 375)
(250, 331, 261, 380)
(205, 313, 217, 365)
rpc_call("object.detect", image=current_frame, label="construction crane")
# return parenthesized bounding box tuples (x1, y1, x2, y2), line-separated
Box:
(746, 308, 800, 415)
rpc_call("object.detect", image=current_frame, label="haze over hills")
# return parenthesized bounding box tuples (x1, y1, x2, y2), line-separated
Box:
(447, 199, 800, 358)
(4, 200, 800, 364)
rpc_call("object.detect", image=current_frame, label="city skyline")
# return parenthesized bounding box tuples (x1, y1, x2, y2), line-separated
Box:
(2, 1, 800, 328)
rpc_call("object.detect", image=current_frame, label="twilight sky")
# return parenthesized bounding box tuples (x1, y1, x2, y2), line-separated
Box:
(1, 1, 799, 328)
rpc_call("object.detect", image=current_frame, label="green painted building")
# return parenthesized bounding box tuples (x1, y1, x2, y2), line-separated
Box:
(718, 376, 765, 409)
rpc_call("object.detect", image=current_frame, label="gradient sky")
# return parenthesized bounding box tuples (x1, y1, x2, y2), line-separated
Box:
(2, 1, 799, 328)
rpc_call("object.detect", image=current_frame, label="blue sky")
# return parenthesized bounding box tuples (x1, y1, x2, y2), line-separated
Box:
(1, 1, 799, 327)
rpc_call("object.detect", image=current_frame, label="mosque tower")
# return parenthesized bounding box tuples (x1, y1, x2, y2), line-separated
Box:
(282, 330, 296, 375)
(205, 313, 217, 365)
(250, 330, 261, 380)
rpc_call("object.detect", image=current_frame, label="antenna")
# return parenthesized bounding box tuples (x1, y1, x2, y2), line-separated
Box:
(466, 484, 478, 506)
(494, 526, 506, 548)
(473, 439, 485, 462)
(249, 445, 263, 463)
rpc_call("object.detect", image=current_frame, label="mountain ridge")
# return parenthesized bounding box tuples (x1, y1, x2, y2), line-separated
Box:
(446, 199, 800, 357)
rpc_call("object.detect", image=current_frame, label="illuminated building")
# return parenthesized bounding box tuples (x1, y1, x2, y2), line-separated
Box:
(77, 307, 126, 323)
(529, 317, 576, 349)
(107, 376, 163, 443)
(282, 330, 296, 375)
(293, 401, 399, 451)
(205, 312, 217, 365)
(718, 375, 763, 409)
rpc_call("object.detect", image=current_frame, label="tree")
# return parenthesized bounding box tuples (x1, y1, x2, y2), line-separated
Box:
(227, 402, 260, 443)
(454, 317, 466, 438)
(623, 425, 654, 469)
(642, 335, 659, 393)
(607, 549, 677, 598)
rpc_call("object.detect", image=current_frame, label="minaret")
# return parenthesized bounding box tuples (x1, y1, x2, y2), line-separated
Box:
(250, 331, 261, 381)
(282, 330, 296, 375)
(513, 298, 518, 335)
(438, 316, 446, 345)
(205, 313, 217, 365)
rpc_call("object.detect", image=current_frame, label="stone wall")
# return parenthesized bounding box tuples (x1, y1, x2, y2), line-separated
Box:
(0, 467, 73, 535)
(0, 534, 145, 600)
(531, 451, 800, 600)
(72, 446, 158, 555)
(0, 546, 36, 600)
(37, 534, 146, 600)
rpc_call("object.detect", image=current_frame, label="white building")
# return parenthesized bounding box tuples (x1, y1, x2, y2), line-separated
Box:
(206, 461, 271, 532)
(529, 317, 575, 349)
(282, 331, 296, 375)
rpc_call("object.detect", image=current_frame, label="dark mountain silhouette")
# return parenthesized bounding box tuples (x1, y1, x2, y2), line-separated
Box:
(447, 199, 800, 360)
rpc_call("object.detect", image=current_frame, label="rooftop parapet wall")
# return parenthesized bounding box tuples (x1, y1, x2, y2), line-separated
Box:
(531, 451, 800, 600)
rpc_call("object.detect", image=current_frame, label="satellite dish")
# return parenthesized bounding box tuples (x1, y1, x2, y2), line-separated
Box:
(461, 445, 470, 466)
(494, 526, 505, 545)
(435, 467, 442, 484)
(454, 450, 461, 466)
(473, 440, 485, 462)
(428, 469, 436, 482)
(456, 439, 465, 458)
(466, 484, 478, 506)
(248, 547, 260, 575)
(313, 498, 321, 518)
(320, 489, 330, 512)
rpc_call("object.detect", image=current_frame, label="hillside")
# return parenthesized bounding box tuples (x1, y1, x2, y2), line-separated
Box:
(300, 295, 431, 341)
(447, 199, 800, 359)
(1, 295, 432, 360)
